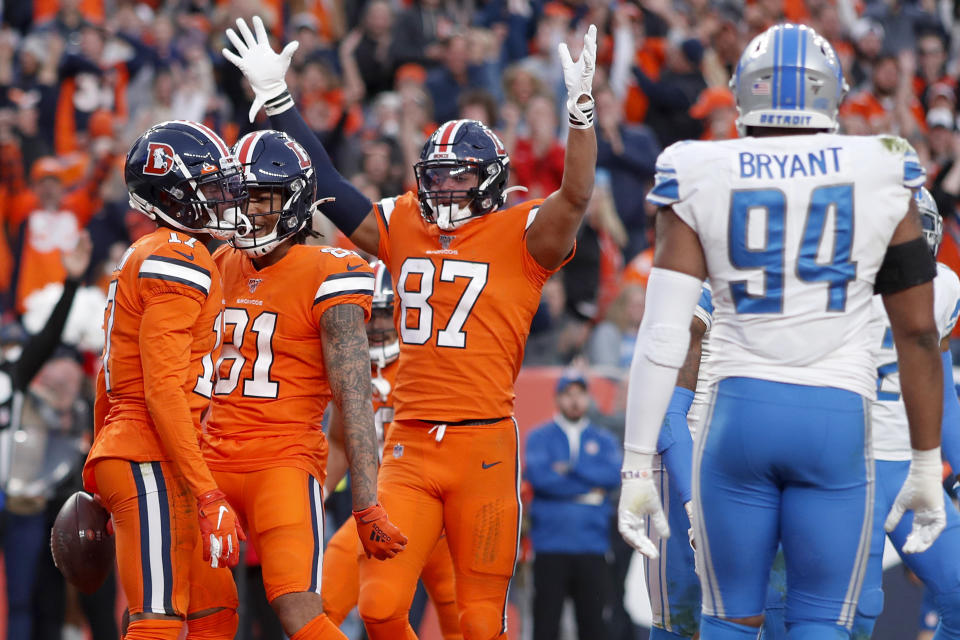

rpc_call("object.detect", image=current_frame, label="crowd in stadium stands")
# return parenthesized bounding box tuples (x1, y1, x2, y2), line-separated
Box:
(2, 0, 960, 638)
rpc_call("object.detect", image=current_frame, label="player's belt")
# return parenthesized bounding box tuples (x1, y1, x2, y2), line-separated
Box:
(422, 417, 509, 427)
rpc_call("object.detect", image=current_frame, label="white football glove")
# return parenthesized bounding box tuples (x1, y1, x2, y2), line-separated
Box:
(558, 24, 597, 129)
(885, 447, 946, 554)
(618, 451, 669, 558)
(222, 16, 299, 122)
(684, 500, 702, 577)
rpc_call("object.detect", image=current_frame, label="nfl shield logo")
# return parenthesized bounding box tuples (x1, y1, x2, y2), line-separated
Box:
(439, 235, 454, 250)
(393, 444, 404, 458)
(248, 278, 262, 293)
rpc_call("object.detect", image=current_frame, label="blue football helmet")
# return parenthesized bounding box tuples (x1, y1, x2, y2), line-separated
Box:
(231, 130, 318, 258)
(368, 260, 398, 368)
(414, 119, 509, 230)
(916, 187, 943, 256)
(731, 23, 848, 135)
(125, 120, 249, 239)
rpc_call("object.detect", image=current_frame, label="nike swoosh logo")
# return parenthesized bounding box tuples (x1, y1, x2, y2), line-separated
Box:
(346, 263, 363, 271)
(217, 505, 228, 528)
(172, 249, 195, 261)
(481, 461, 502, 469)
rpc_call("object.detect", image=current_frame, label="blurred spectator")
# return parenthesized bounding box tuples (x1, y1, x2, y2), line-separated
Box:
(841, 53, 925, 136)
(587, 284, 646, 371)
(507, 93, 565, 200)
(525, 371, 622, 640)
(425, 32, 498, 123)
(914, 31, 953, 109)
(458, 88, 498, 127)
(847, 18, 885, 89)
(390, 0, 454, 68)
(690, 86, 738, 140)
(631, 36, 707, 146)
(352, 1, 396, 100)
(594, 83, 659, 259)
(7, 151, 113, 313)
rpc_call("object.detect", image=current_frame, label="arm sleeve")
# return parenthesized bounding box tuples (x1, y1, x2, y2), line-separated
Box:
(940, 350, 960, 476)
(140, 293, 217, 499)
(571, 432, 623, 489)
(524, 431, 594, 497)
(12, 278, 80, 390)
(269, 105, 373, 237)
(657, 387, 695, 503)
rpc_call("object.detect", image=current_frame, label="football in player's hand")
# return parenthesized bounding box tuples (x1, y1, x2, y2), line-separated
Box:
(50, 491, 115, 594)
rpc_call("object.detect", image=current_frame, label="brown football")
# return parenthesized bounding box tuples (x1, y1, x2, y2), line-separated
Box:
(50, 491, 114, 594)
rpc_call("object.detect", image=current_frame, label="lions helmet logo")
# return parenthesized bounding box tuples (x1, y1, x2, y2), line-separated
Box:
(143, 142, 175, 176)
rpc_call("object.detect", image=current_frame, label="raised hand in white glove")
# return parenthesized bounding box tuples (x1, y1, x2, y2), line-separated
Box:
(885, 447, 946, 554)
(618, 451, 669, 558)
(222, 16, 299, 122)
(558, 24, 597, 129)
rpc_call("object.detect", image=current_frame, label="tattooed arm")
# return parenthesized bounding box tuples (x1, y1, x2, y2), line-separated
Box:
(321, 303, 378, 510)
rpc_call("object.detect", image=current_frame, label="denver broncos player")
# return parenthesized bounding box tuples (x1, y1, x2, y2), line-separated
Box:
(222, 15, 597, 639)
(322, 261, 462, 639)
(201, 130, 406, 640)
(82, 120, 248, 640)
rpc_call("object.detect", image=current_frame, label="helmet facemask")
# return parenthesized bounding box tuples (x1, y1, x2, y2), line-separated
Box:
(230, 174, 313, 258)
(367, 307, 399, 368)
(132, 156, 252, 240)
(415, 160, 488, 230)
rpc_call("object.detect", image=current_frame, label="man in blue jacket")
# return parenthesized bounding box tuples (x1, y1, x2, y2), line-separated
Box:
(525, 371, 623, 640)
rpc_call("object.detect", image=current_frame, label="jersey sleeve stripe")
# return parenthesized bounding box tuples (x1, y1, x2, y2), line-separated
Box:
(525, 206, 540, 230)
(647, 175, 680, 205)
(139, 257, 211, 295)
(903, 150, 926, 188)
(376, 197, 397, 229)
(313, 273, 375, 305)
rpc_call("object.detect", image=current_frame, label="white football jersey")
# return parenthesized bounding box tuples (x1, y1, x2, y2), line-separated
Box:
(689, 282, 714, 437)
(648, 133, 925, 398)
(871, 263, 960, 460)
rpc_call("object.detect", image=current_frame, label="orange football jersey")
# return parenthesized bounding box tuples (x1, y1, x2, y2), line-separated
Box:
(84, 229, 223, 492)
(374, 192, 567, 421)
(203, 244, 373, 480)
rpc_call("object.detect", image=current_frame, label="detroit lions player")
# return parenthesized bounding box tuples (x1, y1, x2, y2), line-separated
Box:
(618, 23, 946, 640)
(646, 283, 712, 639)
(762, 188, 960, 640)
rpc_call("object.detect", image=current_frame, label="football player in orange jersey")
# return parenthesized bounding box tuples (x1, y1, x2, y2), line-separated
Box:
(322, 261, 462, 639)
(82, 120, 249, 640)
(201, 130, 406, 640)
(224, 15, 597, 639)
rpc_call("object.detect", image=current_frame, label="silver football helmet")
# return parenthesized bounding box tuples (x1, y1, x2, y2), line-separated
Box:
(916, 187, 943, 256)
(731, 23, 848, 136)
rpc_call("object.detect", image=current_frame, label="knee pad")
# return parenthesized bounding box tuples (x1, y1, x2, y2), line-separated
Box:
(360, 616, 418, 640)
(458, 603, 506, 640)
(934, 589, 960, 637)
(124, 618, 184, 640)
(851, 586, 883, 640)
(357, 579, 411, 623)
(186, 608, 238, 640)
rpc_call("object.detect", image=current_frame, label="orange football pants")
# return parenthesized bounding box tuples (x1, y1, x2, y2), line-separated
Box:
(93, 459, 238, 619)
(322, 516, 462, 638)
(357, 419, 520, 640)
(212, 466, 326, 602)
